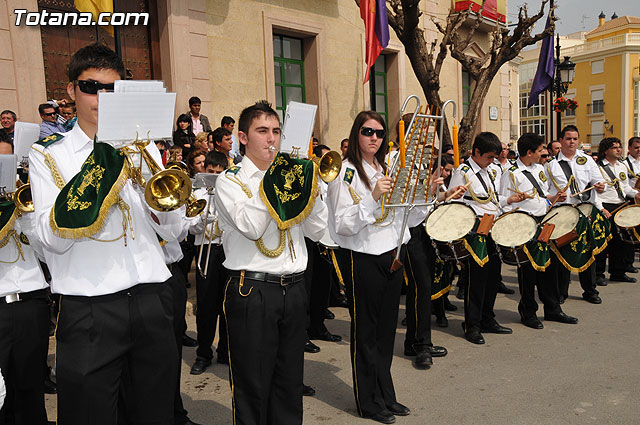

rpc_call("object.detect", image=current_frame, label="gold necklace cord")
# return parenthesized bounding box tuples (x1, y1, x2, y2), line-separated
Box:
(598, 166, 620, 188)
(0, 231, 25, 264)
(463, 174, 493, 204)
(88, 196, 133, 245)
(348, 185, 361, 204)
(226, 174, 253, 198)
(254, 228, 287, 258)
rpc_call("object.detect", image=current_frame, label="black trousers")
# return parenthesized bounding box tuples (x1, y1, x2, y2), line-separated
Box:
(303, 238, 332, 335)
(223, 273, 307, 425)
(404, 226, 433, 352)
(167, 266, 190, 425)
(338, 247, 405, 417)
(464, 238, 501, 333)
(0, 292, 49, 425)
(178, 234, 196, 285)
(596, 202, 628, 276)
(56, 281, 178, 425)
(552, 253, 599, 298)
(195, 244, 228, 361)
(517, 259, 562, 318)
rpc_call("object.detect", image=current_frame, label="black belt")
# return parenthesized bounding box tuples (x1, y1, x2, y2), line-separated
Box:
(230, 270, 305, 286)
(1, 288, 48, 304)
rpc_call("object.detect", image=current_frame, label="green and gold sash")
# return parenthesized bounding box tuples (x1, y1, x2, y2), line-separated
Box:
(550, 214, 594, 273)
(259, 152, 318, 230)
(464, 221, 489, 267)
(589, 207, 612, 255)
(50, 142, 129, 239)
(0, 200, 18, 242)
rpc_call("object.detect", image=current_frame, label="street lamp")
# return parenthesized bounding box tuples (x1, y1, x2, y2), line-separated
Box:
(552, 35, 576, 138)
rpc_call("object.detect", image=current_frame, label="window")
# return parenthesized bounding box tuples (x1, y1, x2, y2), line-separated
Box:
(519, 92, 546, 118)
(565, 95, 576, 117)
(369, 55, 388, 124)
(462, 71, 471, 116)
(591, 60, 604, 74)
(273, 35, 306, 121)
(519, 119, 547, 141)
(589, 89, 604, 114)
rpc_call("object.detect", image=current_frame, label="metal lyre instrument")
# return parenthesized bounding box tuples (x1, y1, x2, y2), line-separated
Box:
(385, 95, 457, 272)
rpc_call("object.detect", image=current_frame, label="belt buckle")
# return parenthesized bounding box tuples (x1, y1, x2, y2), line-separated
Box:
(5, 293, 21, 303)
(280, 275, 290, 287)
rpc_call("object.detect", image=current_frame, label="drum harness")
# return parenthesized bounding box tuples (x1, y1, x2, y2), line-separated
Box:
(598, 160, 625, 201)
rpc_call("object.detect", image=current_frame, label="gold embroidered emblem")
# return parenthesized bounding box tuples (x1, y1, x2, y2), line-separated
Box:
(620, 172, 627, 181)
(489, 168, 497, 181)
(274, 185, 301, 203)
(539, 170, 547, 182)
(576, 156, 587, 165)
(344, 168, 355, 184)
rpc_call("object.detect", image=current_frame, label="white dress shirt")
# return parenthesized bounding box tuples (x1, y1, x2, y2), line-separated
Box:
(449, 158, 505, 217)
(162, 207, 191, 265)
(326, 159, 428, 255)
(595, 158, 638, 205)
(189, 187, 222, 246)
(0, 215, 48, 297)
(28, 125, 184, 296)
(624, 155, 640, 189)
(545, 150, 604, 210)
(215, 156, 327, 274)
(499, 159, 550, 217)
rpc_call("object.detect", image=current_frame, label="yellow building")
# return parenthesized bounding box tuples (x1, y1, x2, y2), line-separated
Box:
(560, 14, 640, 151)
(1, 0, 518, 150)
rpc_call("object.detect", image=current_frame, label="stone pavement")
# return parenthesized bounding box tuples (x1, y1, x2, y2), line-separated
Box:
(45, 263, 640, 424)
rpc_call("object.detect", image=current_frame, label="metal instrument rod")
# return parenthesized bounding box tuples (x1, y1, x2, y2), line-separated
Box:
(393, 205, 413, 263)
(196, 189, 214, 278)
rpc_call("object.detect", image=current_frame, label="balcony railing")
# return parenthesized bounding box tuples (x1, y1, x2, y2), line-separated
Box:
(562, 33, 640, 57)
(587, 101, 604, 115)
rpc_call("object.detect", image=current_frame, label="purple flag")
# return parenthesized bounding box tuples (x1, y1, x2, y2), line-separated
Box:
(375, 0, 390, 50)
(528, 11, 554, 108)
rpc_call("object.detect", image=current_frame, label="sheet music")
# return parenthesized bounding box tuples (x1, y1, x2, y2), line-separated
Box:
(0, 154, 18, 193)
(13, 122, 40, 161)
(280, 101, 317, 159)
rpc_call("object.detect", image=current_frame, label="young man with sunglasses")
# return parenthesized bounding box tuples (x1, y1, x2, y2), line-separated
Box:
(29, 43, 186, 425)
(37, 103, 66, 139)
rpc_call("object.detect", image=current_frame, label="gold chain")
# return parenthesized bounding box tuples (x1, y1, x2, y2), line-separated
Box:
(463, 174, 494, 204)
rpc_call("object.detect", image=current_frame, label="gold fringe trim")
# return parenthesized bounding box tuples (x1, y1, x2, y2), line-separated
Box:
(403, 269, 409, 286)
(0, 208, 18, 242)
(463, 239, 489, 267)
(549, 242, 595, 273)
(329, 249, 345, 287)
(592, 232, 612, 256)
(633, 227, 640, 243)
(523, 244, 550, 272)
(49, 159, 130, 239)
(259, 162, 319, 230)
(431, 284, 452, 301)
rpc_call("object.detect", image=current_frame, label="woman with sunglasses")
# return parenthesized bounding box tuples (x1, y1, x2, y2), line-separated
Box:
(173, 114, 196, 153)
(326, 111, 461, 424)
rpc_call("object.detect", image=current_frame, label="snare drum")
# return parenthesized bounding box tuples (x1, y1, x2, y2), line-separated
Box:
(614, 204, 640, 244)
(490, 211, 538, 266)
(425, 203, 477, 260)
(577, 203, 594, 221)
(541, 205, 581, 246)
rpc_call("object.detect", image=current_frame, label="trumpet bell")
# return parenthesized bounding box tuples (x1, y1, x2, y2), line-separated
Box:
(313, 151, 342, 183)
(15, 184, 34, 213)
(145, 169, 192, 212)
(185, 198, 207, 218)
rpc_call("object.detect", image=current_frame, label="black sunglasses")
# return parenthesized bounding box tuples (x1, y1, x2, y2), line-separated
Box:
(42, 112, 56, 117)
(75, 80, 115, 95)
(360, 126, 385, 139)
(541, 154, 549, 158)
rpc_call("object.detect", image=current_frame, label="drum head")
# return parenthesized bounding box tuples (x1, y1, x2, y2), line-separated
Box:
(542, 205, 580, 240)
(491, 212, 538, 247)
(426, 203, 476, 242)
(577, 203, 593, 217)
(614, 205, 640, 228)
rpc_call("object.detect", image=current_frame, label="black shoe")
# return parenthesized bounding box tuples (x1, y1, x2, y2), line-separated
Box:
(610, 274, 637, 283)
(44, 377, 57, 394)
(386, 402, 410, 416)
(304, 340, 320, 353)
(309, 331, 342, 342)
(464, 329, 485, 345)
(413, 350, 432, 368)
(330, 296, 349, 308)
(545, 312, 579, 324)
(303, 384, 316, 397)
(596, 275, 608, 286)
(403, 346, 416, 356)
(364, 410, 396, 424)
(182, 334, 198, 347)
(521, 316, 544, 329)
(496, 282, 515, 295)
(324, 309, 335, 320)
(443, 298, 458, 311)
(435, 316, 448, 327)
(625, 266, 638, 273)
(428, 345, 447, 357)
(190, 357, 211, 375)
(582, 293, 602, 304)
(480, 321, 513, 334)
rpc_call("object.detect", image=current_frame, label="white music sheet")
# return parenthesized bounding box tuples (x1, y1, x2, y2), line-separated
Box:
(280, 101, 317, 159)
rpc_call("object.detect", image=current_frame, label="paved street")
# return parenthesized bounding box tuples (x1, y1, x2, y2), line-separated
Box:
(45, 264, 640, 424)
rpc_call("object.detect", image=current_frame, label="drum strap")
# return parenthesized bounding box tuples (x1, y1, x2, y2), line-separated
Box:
(522, 170, 546, 198)
(475, 171, 499, 203)
(558, 160, 585, 200)
(626, 157, 636, 175)
(599, 161, 624, 201)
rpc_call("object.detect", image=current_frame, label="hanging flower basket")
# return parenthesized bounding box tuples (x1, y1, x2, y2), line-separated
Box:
(554, 97, 578, 113)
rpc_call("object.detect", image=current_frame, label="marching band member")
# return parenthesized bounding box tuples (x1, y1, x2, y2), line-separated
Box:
(492, 142, 516, 296)
(499, 133, 578, 329)
(624, 136, 640, 189)
(214, 100, 327, 425)
(594, 137, 640, 283)
(326, 111, 430, 423)
(545, 125, 606, 304)
(449, 132, 521, 345)
(29, 44, 183, 424)
(0, 192, 49, 424)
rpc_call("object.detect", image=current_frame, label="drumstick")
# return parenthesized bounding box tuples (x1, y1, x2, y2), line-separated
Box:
(507, 187, 535, 198)
(547, 182, 571, 211)
(540, 212, 558, 225)
(609, 200, 630, 216)
(494, 206, 520, 221)
(380, 142, 394, 219)
(569, 186, 595, 198)
(444, 181, 472, 202)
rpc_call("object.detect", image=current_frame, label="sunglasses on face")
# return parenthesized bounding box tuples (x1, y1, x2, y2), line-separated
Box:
(75, 80, 115, 95)
(360, 126, 385, 139)
(42, 112, 56, 117)
(541, 154, 549, 158)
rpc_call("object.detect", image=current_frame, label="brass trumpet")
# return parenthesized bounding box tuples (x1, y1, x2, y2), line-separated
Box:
(13, 184, 33, 213)
(163, 159, 207, 218)
(269, 146, 341, 183)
